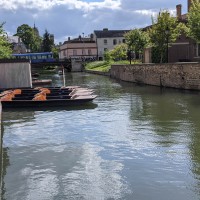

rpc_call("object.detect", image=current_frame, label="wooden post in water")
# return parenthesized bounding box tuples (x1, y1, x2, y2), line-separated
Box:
(62, 65, 66, 87)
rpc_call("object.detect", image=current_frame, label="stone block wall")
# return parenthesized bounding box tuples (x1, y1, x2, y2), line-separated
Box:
(110, 62, 200, 90)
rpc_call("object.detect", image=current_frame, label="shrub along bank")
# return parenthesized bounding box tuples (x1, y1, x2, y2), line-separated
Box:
(85, 60, 133, 72)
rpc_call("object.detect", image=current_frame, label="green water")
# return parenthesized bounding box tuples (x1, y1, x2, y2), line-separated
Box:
(1, 72, 200, 200)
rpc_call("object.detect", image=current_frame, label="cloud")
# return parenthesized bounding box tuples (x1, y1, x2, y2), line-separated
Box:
(0, 0, 187, 43)
(0, 0, 121, 11)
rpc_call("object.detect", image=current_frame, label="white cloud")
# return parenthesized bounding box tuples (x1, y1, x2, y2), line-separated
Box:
(0, 0, 121, 11)
(134, 9, 157, 17)
(0, 0, 187, 43)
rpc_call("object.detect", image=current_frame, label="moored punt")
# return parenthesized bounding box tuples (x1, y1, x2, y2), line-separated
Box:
(1, 96, 97, 108)
(0, 87, 97, 108)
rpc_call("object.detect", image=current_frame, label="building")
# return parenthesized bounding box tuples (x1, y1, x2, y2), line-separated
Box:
(7, 36, 27, 54)
(144, 0, 200, 63)
(168, 1, 198, 62)
(59, 34, 97, 60)
(94, 28, 129, 60)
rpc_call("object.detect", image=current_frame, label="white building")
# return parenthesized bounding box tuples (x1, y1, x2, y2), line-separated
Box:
(93, 28, 129, 60)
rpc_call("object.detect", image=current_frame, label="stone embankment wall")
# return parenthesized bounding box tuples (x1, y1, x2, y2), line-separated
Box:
(110, 63, 200, 90)
(0, 62, 32, 88)
(0, 103, 2, 192)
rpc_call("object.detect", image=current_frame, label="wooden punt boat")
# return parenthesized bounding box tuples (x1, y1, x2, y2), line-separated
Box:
(1, 96, 97, 108)
(0, 87, 97, 108)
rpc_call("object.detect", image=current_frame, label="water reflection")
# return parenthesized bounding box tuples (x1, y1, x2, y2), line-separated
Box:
(1, 143, 128, 200)
(2, 72, 200, 199)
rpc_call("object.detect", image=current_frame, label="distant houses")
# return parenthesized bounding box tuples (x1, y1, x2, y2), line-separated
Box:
(93, 28, 129, 60)
(59, 28, 129, 61)
(59, 34, 97, 60)
(167, 0, 200, 62)
(7, 36, 27, 54)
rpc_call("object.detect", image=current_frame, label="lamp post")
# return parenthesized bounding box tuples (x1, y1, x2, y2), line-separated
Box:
(165, 26, 170, 63)
(128, 49, 132, 65)
(82, 32, 85, 59)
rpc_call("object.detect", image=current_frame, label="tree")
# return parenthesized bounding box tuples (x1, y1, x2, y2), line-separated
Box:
(0, 22, 12, 58)
(52, 46, 59, 59)
(187, 0, 200, 42)
(42, 29, 54, 52)
(110, 43, 127, 61)
(103, 49, 112, 62)
(125, 28, 149, 62)
(30, 29, 42, 52)
(15, 24, 34, 50)
(148, 10, 185, 63)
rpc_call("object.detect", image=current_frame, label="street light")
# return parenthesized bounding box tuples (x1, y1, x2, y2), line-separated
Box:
(82, 32, 85, 60)
(165, 26, 170, 63)
(127, 49, 132, 64)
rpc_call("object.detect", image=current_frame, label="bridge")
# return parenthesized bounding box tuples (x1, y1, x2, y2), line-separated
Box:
(31, 59, 72, 72)
(0, 58, 72, 71)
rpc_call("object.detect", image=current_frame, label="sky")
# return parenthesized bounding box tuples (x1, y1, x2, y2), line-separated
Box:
(0, 0, 188, 44)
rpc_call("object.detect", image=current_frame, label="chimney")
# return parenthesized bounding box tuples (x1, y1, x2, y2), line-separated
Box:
(68, 37, 70, 41)
(103, 28, 108, 31)
(90, 33, 94, 41)
(188, 0, 192, 12)
(176, 4, 182, 20)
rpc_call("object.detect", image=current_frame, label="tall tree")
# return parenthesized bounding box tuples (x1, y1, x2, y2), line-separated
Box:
(125, 28, 149, 61)
(15, 24, 34, 51)
(0, 22, 12, 58)
(42, 29, 54, 52)
(187, 0, 200, 42)
(15, 24, 42, 52)
(148, 10, 185, 63)
(31, 32, 42, 52)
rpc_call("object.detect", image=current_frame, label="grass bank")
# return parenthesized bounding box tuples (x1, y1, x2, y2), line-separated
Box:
(84, 60, 131, 72)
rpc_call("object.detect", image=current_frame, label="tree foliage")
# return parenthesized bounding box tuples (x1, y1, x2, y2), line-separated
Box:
(110, 43, 127, 61)
(103, 49, 112, 62)
(42, 29, 54, 52)
(0, 22, 12, 58)
(124, 28, 149, 56)
(187, 0, 200, 42)
(52, 46, 59, 59)
(148, 10, 184, 63)
(15, 24, 34, 50)
(15, 24, 42, 52)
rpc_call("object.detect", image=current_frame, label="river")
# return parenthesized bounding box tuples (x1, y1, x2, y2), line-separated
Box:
(1, 71, 200, 200)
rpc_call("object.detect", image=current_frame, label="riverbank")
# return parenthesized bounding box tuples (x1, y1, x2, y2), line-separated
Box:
(86, 62, 200, 91)
(0, 102, 2, 195)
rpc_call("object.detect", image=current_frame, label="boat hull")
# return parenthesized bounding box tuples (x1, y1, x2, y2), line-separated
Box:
(1, 96, 97, 108)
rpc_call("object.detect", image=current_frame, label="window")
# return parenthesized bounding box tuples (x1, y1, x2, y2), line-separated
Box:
(88, 49, 92, 55)
(113, 39, 117, 45)
(104, 48, 108, 52)
(104, 39, 107, 45)
(82, 49, 86, 55)
(122, 39, 126, 43)
(73, 50, 77, 56)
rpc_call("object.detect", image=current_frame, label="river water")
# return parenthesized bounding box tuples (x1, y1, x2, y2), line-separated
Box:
(1, 72, 200, 200)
